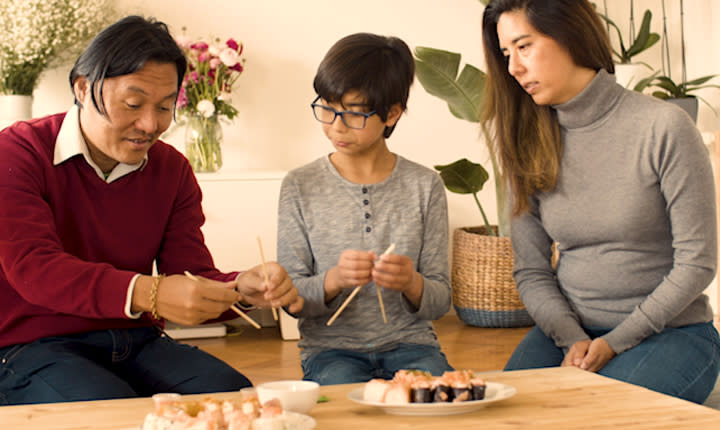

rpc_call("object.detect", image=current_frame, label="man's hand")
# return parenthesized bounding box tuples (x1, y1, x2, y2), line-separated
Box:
(133, 274, 241, 326)
(236, 262, 303, 314)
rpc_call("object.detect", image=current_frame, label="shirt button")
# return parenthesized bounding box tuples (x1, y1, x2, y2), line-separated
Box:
(365, 213, 371, 219)
(362, 187, 368, 194)
(366, 227, 372, 233)
(363, 200, 369, 205)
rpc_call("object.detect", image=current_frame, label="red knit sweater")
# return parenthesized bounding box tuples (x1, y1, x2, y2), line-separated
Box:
(0, 113, 236, 348)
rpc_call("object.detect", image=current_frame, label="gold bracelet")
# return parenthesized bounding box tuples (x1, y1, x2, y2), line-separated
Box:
(150, 274, 166, 320)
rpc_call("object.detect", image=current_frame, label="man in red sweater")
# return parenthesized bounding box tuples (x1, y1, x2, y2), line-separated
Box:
(0, 16, 302, 405)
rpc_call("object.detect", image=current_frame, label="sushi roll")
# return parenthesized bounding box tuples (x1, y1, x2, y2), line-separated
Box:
(470, 376, 487, 400)
(410, 379, 433, 403)
(384, 383, 411, 405)
(451, 383, 472, 402)
(431, 378, 453, 402)
(363, 378, 391, 403)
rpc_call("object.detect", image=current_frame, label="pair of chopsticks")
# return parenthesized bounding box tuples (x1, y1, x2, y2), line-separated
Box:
(326, 243, 395, 326)
(183, 236, 276, 330)
(184, 270, 262, 329)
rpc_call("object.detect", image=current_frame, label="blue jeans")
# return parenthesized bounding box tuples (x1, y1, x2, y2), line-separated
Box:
(0, 326, 251, 405)
(504, 323, 720, 404)
(302, 344, 453, 385)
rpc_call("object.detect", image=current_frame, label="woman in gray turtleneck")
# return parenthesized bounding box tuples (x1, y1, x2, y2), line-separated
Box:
(481, 0, 719, 404)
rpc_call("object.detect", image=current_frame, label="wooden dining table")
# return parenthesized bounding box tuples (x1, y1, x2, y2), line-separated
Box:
(1, 366, 718, 429)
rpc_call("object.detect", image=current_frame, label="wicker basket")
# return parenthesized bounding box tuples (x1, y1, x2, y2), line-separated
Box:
(452, 226, 534, 327)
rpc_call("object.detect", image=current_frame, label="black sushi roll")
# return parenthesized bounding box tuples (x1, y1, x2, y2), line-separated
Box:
(451, 385, 472, 402)
(410, 387, 433, 403)
(471, 379, 486, 400)
(432, 383, 453, 402)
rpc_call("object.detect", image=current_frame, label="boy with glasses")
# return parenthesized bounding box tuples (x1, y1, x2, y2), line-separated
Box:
(277, 33, 454, 385)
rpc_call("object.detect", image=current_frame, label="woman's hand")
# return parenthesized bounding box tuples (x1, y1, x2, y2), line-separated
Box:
(562, 338, 616, 372)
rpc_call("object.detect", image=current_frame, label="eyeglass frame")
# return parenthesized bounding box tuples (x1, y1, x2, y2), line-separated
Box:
(310, 95, 378, 129)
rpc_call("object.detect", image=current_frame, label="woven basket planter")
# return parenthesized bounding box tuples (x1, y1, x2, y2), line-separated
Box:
(452, 226, 534, 328)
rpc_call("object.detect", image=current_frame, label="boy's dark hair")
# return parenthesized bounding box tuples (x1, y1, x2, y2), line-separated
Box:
(313, 33, 414, 138)
(69, 15, 187, 117)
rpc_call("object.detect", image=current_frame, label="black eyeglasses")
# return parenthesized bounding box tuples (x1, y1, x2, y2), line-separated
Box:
(310, 96, 377, 129)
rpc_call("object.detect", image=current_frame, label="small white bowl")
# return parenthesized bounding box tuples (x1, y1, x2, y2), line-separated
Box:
(256, 380, 320, 414)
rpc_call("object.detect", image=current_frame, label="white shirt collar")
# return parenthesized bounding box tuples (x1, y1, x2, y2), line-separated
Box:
(53, 105, 147, 183)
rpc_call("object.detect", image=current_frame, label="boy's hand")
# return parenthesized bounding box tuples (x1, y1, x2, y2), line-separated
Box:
(373, 253, 423, 306)
(324, 250, 375, 301)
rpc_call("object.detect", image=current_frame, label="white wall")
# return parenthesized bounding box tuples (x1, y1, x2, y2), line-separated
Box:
(30, 0, 719, 313)
(33, 0, 493, 237)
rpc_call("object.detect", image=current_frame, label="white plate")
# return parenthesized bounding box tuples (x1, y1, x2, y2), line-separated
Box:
(280, 411, 317, 430)
(135, 411, 316, 430)
(347, 382, 516, 416)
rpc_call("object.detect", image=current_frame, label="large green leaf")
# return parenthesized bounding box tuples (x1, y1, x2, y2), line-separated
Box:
(624, 10, 660, 59)
(434, 159, 489, 195)
(414, 46, 486, 123)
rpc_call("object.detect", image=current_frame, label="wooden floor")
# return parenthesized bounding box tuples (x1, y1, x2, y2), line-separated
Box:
(185, 314, 532, 385)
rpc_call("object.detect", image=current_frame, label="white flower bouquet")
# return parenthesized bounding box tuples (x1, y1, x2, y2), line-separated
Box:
(0, 0, 115, 96)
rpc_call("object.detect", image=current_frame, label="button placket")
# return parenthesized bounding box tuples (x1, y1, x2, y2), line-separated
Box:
(362, 186, 372, 233)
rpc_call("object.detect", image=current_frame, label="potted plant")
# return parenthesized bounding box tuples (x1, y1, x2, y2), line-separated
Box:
(595, 1, 660, 88)
(414, 39, 533, 328)
(630, 0, 719, 123)
(633, 73, 720, 123)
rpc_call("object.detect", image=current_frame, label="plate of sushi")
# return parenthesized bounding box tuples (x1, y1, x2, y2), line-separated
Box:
(348, 369, 516, 416)
(140, 391, 316, 429)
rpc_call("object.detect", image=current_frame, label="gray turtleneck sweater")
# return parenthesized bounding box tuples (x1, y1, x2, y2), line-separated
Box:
(512, 69, 717, 354)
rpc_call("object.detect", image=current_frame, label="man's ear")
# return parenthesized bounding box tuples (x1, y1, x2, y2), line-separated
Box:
(73, 76, 88, 108)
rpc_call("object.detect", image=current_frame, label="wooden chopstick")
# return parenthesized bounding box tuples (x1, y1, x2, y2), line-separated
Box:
(375, 243, 395, 324)
(326, 243, 396, 326)
(256, 236, 278, 321)
(184, 270, 262, 330)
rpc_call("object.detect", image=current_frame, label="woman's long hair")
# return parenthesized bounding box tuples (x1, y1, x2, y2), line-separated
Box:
(481, 0, 614, 215)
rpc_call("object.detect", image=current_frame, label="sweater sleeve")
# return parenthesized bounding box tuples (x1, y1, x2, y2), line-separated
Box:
(0, 123, 135, 319)
(511, 198, 590, 349)
(409, 176, 451, 320)
(602, 112, 717, 354)
(276, 172, 334, 318)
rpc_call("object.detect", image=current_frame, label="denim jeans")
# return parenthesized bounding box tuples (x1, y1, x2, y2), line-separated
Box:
(504, 322, 720, 404)
(0, 326, 251, 405)
(301, 344, 454, 385)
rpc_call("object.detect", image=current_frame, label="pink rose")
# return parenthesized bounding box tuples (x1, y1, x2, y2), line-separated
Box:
(176, 87, 188, 109)
(209, 58, 221, 69)
(219, 48, 238, 67)
(175, 35, 192, 50)
(230, 63, 244, 73)
(226, 38, 239, 51)
(190, 42, 209, 51)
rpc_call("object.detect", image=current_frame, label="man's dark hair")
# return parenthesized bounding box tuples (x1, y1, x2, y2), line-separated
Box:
(69, 15, 187, 116)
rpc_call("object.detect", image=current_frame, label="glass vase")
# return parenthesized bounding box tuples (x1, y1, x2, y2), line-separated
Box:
(185, 114, 223, 172)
